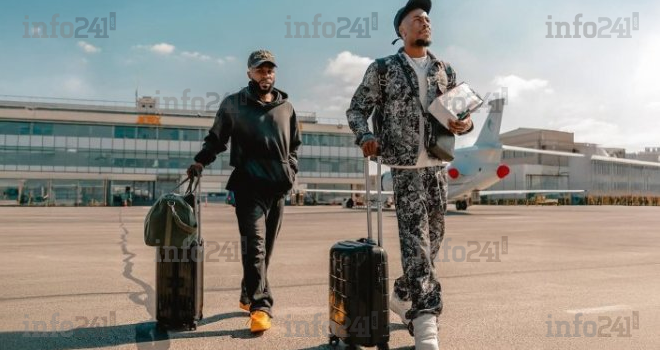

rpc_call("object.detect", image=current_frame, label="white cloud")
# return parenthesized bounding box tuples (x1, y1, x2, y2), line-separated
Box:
(492, 75, 551, 100)
(294, 51, 374, 118)
(60, 76, 94, 96)
(633, 34, 660, 108)
(63, 77, 83, 92)
(181, 51, 211, 61)
(217, 56, 237, 66)
(646, 102, 660, 112)
(77, 41, 100, 54)
(134, 43, 176, 55)
(131, 44, 237, 69)
(151, 43, 175, 55)
(324, 51, 373, 84)
(558, 118, 621, 145)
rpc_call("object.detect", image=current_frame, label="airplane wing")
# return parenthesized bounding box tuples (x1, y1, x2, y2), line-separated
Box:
(591, 155, 660, 168)
(298, 189, 395, 195)
(503, 146, 660, 166)
(479, 189, 585, 195)
(502, 145, 585, 158)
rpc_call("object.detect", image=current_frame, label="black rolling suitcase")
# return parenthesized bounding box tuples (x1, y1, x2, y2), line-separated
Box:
(329, 157, 389, 350)
(156, 176, 204, 331)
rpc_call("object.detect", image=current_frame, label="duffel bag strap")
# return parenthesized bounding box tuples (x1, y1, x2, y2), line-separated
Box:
(185, 175, 201, 195)
(171, 177, 190, 193)
(166, 201, 197, 235)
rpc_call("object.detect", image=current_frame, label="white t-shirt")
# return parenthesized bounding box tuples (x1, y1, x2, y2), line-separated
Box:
(389, 52, 444, 169)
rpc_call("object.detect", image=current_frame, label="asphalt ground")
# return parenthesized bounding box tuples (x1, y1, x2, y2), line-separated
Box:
(1, 204, 659, 350)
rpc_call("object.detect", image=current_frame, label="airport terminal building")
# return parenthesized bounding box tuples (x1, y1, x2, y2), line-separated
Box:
(0, 97, 364, 206)
(3, 97, 660, 207)
(487, 128, 660, 204)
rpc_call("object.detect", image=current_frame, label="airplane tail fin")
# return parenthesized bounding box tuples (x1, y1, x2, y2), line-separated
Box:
(474, 98, 505, 146)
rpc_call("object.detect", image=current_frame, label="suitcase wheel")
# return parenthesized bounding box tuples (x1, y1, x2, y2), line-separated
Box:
(328, 335, 340, 347)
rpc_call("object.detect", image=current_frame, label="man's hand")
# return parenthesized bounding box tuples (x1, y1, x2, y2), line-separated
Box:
(187, 163, 204, 178)
(448, 114, 473, 134)
(361, 139, 379, 157)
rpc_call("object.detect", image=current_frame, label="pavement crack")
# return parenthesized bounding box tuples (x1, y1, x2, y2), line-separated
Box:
(119, 208, 171, 349)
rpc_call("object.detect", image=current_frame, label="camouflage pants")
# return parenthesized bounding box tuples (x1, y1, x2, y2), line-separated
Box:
(391, 166, 447, 321)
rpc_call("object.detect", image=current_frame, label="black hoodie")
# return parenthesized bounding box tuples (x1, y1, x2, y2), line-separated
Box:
(194, 84, 301, 195)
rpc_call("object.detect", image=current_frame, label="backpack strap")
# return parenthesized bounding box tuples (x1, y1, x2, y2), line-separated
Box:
(373, 58, 388, 135)
(375, 58, 388, 101)
(439, 60, 456, 89)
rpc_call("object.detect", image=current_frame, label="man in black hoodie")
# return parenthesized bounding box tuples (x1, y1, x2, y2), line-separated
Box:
(188, 49, 301, 333)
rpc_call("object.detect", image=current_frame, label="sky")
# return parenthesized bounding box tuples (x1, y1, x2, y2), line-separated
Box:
(0, 0, 658, 151)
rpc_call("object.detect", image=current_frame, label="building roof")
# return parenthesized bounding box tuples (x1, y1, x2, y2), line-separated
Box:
(500, 127, 574, 138)
(0, 97, 352, 134)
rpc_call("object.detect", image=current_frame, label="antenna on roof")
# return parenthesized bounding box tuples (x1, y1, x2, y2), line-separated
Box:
(134, 76, 140, 102)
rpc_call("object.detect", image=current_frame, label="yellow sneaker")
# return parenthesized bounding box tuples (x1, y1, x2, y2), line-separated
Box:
(239, 302, 250, 312)
(250, 311, 271, 333)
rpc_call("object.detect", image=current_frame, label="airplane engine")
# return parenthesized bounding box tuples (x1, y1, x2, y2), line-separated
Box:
(497, 164, 510, 179)
(448, 168, 460, 179)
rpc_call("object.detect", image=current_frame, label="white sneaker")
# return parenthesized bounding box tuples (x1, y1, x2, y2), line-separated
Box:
(389, 294, 411, 325)
(412, 314, 439, 350)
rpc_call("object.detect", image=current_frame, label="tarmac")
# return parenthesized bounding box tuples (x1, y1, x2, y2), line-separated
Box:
(1, 204, 659, 350)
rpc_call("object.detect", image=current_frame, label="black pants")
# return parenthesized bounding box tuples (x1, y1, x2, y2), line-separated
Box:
(234, 189, 285, 317)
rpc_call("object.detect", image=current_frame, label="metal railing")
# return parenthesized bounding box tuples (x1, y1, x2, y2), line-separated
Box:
(0, 94, 345, 125)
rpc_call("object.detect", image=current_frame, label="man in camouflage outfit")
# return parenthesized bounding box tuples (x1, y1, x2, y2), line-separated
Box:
(346, 1, 473, 348)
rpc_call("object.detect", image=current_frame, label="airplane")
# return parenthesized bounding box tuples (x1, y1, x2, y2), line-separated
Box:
(302, 98, 584, 210)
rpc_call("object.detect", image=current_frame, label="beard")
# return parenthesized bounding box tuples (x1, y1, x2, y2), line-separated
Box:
(414, 39, 432, 47)
(249, 79, 274, 95)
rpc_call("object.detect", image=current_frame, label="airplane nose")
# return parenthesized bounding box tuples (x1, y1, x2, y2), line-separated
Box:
(497, 164, 510, 179)
(448, 168, 460, 179)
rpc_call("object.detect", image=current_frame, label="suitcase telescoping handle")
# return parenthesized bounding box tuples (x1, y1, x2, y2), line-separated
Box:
(364, 156, 383, 247)
(195, 175, 201, 240)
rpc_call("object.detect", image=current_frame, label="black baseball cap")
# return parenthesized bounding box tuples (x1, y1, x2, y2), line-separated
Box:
(247, 49, 277, 69)
(393, 0, 432, 38)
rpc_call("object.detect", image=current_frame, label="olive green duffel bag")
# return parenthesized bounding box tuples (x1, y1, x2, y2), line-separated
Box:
(144, 178, 199, 248)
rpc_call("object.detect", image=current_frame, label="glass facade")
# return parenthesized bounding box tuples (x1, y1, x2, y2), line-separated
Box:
(0, 179, 106, 206)
(0, 120, 362, 176)
(0, 119, 364, 205)
(591, 161, 660, 194)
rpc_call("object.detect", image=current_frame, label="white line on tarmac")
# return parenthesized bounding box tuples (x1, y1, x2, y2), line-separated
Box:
(566, 305, 631, 314)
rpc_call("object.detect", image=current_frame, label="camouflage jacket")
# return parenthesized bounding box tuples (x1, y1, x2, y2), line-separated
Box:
(346, 48, 472, 166)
